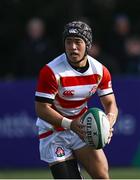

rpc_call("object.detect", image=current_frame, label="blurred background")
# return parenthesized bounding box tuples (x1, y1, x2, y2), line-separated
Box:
(0, 0, 140, 178)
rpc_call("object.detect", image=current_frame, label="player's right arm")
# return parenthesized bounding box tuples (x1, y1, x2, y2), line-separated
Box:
(35, 65, 85, 137)
(35, 101, 64, 127)
(35, 101, 85, 138)
(35, 65, 66, 127)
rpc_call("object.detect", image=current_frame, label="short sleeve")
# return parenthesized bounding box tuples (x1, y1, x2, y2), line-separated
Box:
(35, 65, 58, 99)
(97, 66, 113, 97)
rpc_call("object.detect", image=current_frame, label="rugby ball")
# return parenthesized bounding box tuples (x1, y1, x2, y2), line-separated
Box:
(81, 108, 110, 149)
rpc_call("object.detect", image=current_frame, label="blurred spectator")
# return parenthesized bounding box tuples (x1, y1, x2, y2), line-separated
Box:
(105, 14, 131, 74)
(124, 36, 140, 74)
(88, 42, 121, 75)
(13, 17, 57, 79)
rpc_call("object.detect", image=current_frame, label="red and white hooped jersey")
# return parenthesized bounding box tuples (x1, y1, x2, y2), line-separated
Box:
(35, 53, 113, 129)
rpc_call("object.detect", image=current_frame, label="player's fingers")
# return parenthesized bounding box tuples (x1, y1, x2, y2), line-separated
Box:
(79, 123, 86, 129)
(76, 125, 86, 138)
(78, 131, 86, 139)
(107, 127, 114, 144)
(107, 137, 111, 144)
(109, 128, 114, 136)
(109, 132, 113, 139)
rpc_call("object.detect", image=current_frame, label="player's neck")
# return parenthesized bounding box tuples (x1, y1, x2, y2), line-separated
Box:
(69, 55, 88, 67)
(69, 59, 89, 73)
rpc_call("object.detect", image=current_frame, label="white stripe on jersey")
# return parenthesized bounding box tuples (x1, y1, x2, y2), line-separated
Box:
(54, 100, 88, 117)
(58, 84, 96, 101)
(35, 92, 55, 99)
(97, 88, 113, 97)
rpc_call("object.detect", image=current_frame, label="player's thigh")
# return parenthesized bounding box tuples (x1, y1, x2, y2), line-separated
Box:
(74, 146, 109, 177)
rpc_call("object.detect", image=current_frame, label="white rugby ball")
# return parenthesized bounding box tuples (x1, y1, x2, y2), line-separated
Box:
(81, 108, 110, 149)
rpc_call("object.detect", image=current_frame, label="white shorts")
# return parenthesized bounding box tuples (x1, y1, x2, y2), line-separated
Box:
(38, 127, 87, 164)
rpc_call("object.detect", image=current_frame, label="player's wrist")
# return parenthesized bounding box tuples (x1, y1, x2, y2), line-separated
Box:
(61, 117, 72, 129)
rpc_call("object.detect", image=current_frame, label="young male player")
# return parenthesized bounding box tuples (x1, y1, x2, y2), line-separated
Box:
(35, 20, 118, 179)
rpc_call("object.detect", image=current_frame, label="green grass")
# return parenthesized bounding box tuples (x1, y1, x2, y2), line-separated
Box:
(110, 167, 140, 179)
(0, 167, 140, 179)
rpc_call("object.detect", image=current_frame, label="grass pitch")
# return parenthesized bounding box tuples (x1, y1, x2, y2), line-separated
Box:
(0, 167, 140, 179)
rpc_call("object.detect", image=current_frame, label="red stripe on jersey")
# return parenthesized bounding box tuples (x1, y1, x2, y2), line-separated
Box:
(55, 94, 88, 108)
(36, 65, 58, 95)
(60, 74, 100, 87)
(98, 66, 112, 90)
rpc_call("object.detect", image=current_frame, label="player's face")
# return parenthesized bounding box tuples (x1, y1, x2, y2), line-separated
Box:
(65, 37, 87, 67)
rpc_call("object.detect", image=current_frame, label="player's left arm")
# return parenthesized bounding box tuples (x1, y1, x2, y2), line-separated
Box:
(97, 65, 118, 127)
(100, 94, 118, 128)
(97, 65, 118, 143)
(100, 93, 118, 144)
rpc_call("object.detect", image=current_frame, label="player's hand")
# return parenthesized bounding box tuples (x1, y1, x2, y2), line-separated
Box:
(70, 119, 86, 139)
(107, 113, 116, 144)
(107, 127, 114, 144)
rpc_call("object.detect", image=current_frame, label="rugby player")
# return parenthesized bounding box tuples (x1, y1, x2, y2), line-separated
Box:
(35, 20, 118, 179)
